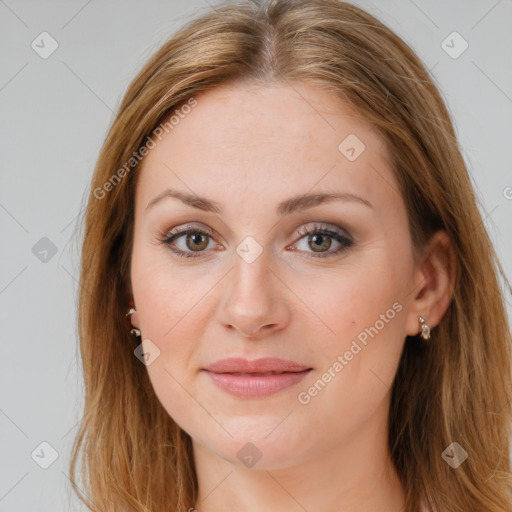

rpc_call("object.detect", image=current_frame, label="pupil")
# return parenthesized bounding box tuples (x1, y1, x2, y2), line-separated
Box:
(314, 234, 324, 246)
(311, 234, 330, 252)
(188, 233, 208, 251)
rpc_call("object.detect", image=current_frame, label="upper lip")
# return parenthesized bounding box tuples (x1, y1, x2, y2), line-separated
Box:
(203, 357, 312, 374)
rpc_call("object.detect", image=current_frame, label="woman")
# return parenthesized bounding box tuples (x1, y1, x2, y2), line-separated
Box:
(69, 1, 512, 511)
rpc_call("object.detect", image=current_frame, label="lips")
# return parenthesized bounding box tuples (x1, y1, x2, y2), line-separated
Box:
(228, 371, 288, 376)
(203, 357, 312, 374)
(202, 357, 313, 399)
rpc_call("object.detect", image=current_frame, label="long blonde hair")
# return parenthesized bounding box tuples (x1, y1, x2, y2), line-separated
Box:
(69, 1, 512, 510)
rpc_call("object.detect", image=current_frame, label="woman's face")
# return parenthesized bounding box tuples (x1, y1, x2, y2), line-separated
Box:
(129, 80, 421, 469)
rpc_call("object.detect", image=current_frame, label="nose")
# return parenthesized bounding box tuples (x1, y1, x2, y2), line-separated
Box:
(215, 251, 291, 340)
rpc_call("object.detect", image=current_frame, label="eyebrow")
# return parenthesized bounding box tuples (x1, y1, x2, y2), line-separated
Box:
(145, 188, 373, 216)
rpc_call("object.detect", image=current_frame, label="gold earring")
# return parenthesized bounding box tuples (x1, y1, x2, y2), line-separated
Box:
(418, 316, 431, 340)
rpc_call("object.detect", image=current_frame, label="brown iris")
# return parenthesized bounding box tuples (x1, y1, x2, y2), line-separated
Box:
(186, 232, 209, 252)
(309, 233, 332, 253)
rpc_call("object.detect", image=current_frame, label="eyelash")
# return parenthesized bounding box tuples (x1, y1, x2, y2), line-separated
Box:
(158, 223, 354, 260)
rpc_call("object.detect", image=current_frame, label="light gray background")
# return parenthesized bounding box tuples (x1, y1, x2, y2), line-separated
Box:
(1, 1, 511, 511)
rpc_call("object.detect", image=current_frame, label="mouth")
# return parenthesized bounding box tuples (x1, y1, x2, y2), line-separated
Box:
(225, 371, 301, 376)
(203, 357, 312, 374)
(202, 368, 313, 399)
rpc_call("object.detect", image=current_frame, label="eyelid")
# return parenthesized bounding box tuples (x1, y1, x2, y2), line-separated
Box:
(293, 222, 352, 241)
(164, 222, 217, 240)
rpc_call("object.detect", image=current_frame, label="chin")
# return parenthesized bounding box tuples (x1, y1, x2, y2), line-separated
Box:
(191, 417, 314, 470)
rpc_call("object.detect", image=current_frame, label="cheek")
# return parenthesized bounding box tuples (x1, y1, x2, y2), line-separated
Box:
(295, 249, 407, 407)
(299, 250, 402, 349)
(130, 246, 219, 423)
(130, 238, 214, 339)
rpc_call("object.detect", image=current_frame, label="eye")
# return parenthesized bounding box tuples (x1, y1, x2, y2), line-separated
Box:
(158, 222, 354, 260)
(158, 225, 218, 259)
(290, 223, 353, 259)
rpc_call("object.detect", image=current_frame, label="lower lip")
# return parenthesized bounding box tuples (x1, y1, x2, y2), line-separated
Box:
(203, 369, 312, 398)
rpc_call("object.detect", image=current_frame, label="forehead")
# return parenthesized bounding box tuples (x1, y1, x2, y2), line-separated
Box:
(136, 80, 400, 216)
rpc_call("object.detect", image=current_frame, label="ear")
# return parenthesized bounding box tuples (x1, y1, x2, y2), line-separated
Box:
(127, 298, 141, 329)
(405, 230, 457, 336)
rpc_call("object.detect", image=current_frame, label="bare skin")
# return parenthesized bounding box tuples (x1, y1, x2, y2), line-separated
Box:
(129, 80, 455, 512)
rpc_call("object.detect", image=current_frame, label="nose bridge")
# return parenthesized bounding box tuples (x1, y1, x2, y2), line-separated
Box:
(217, 243, 289, 337)
(228, 228, 274, 298)
(230, 244, 274, 311)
